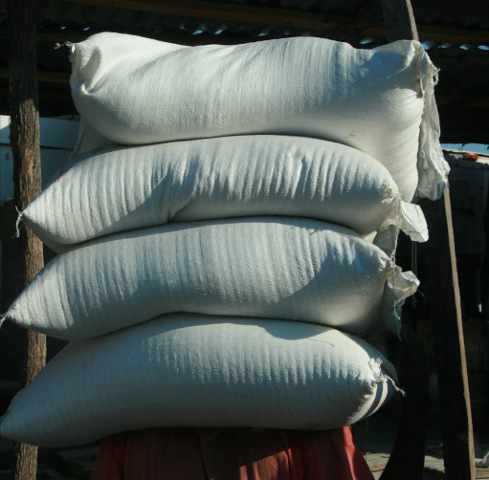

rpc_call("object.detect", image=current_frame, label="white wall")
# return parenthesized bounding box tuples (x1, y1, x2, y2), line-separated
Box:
(0, 116, 80, 302)
(0, 115, 80, 204)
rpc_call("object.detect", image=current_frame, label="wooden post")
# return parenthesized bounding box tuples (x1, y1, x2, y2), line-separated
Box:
(420, 193, 476, 480)
(380, 1, 476, 479)
(7, 1, 46, 479)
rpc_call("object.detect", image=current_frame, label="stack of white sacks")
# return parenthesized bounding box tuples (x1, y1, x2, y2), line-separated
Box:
(0, 33, 449, 447)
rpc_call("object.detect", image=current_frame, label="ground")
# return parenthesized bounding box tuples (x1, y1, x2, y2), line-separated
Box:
(354, 414, 489, 479)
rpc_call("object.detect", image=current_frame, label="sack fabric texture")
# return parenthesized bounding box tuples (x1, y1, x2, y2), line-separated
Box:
(1, 33, 434, 449)
(0, 315, 397, 447)
(3, 218, 418, 340)
(70, 33, 449, 200)
(22, 135, 427, 251)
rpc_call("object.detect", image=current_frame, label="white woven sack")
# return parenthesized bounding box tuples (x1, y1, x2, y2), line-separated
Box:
(2, 218, 418, 340)
(73, 118, 114, 154)
(0, 315, 399, 447)
(70, 33, 449, 200)
(22, 135, 427, 251)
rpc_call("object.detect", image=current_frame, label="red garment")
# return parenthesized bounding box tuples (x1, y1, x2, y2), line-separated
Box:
(93, 427, 373, 480)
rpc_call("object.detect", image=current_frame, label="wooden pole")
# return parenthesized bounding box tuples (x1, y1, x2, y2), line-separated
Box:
(420, 193, 476, 480)
(7, 1, 46, 479)
(380, 1, 476, 479)
(380, 0, 418, 42)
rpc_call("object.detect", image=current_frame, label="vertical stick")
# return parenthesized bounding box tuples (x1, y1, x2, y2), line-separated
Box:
(429, 190, 476, 479)
(7, 1, 46, 479)
(380, 0, 419, 42)
(418, 193, 476, 480)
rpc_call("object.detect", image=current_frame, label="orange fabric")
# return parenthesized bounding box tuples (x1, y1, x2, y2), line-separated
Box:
(93, 427, 374, 480)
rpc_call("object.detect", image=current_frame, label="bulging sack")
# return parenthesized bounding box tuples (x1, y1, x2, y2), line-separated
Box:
(0, 315, 398, 447)
(3, 218, 418, 340)
(70, 33, 449, 200)
(22, 135, 427, 251)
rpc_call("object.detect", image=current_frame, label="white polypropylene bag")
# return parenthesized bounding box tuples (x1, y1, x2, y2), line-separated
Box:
(22, 135, 427, 251)
(2, 218, 418, 339)
(0, 315, 399, 447)
(73, 118, 114, 155)
(70, 33, 449, 200)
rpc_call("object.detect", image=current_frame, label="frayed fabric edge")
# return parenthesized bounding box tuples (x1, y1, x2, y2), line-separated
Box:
(398, 201, 428, 242)
(385, 375, 406, 397)
(379, 198, 428, 250)
(374, 226, 399, 259)
(369, 358, 406, 397)
(14, 207, 24, 239)
(375, 197, 428, 258)
(382, 266, 420, 339)
(416, 46, 450, 200)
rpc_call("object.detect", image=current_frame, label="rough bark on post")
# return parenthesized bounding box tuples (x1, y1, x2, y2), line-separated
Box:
(7, 1, 46, 479)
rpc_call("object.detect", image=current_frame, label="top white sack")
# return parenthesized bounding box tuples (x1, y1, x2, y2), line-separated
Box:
(70, 33, 449, 201)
